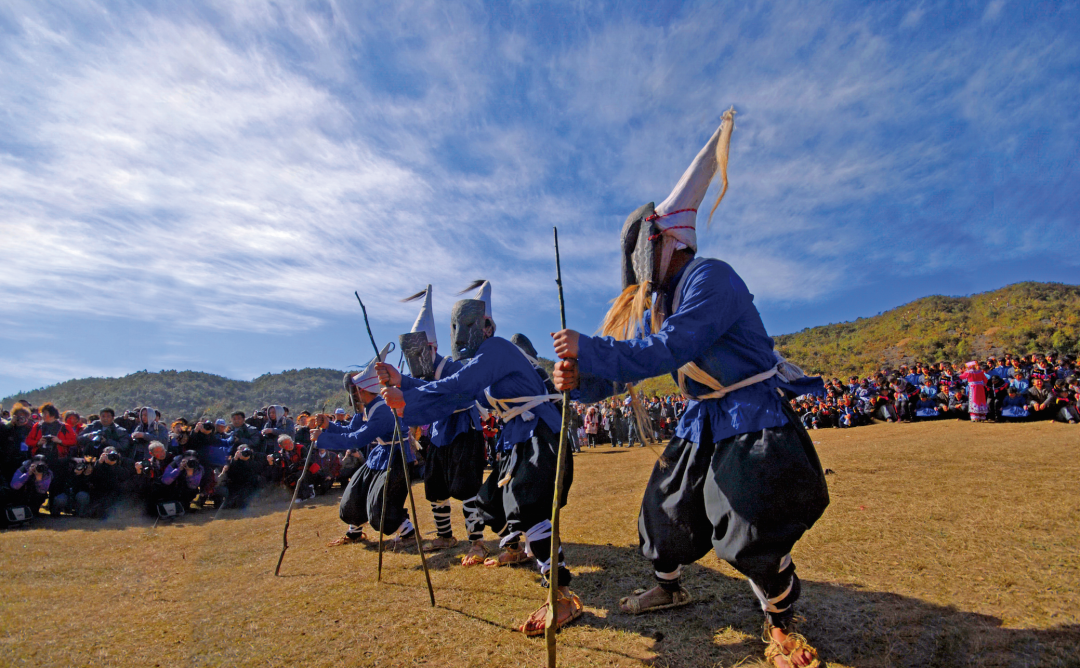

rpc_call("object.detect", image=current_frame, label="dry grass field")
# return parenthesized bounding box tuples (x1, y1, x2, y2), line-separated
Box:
(2, 420, 1078, 667)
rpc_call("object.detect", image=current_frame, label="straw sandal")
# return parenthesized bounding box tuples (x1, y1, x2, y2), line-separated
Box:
(326, 532, 366, 546)
(619, 587, 693, 615)
(461, 541, 490, 567)
(388, 532, 418, 552)
(483, 546, 530, 567)
(520, 592, 584, 637)
(763, 625, 821, 668)
(421, 535, 459, 552)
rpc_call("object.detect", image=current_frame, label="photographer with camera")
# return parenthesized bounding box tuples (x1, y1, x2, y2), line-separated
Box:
(24, 403, 79, 512)
(25, 403, 79, 459)
(131, 407, 169, 459)
(52, 455, 94, 516)
(1, 402, 34, 480)
(217, 445, 261, 510)
(161, 450, 204, 511)
(226, 412, 260, 453)
(133, 441, 176, 516)
(265, 435, 318, 502)
(10, 454, 53, 517)
(86, 446, 131, 518)
(79, 408, 133, 460)
(170, 419, 192, 455)
(187, 418, 229, 507)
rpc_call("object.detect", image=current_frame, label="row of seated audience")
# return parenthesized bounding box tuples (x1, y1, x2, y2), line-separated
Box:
(570, 352, 1080, 439)
(0, 402, 493, 528)
(791, 353, 1080, 428)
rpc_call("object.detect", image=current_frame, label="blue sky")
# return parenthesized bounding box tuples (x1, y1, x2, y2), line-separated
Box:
(1, 0, 1079, 399)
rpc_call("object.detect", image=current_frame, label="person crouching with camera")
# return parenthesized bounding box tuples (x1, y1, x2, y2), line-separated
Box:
(266, 435, 319, 503)
(160, 450, 203, 511)
(85, 446, 130, 518)
(216, 445, 261, 510)
(51, 455, 94, 516)
(9, 454, 53, 517)
(133, 441, 176, 517)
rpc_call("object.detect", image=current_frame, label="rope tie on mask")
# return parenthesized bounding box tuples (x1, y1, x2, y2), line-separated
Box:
(644, 208, 696, 222)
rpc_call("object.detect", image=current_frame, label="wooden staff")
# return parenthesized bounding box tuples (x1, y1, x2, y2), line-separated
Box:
(545, 227, 572, 665)
(274, 434, 320, 576)
(355, 292, 435, 606)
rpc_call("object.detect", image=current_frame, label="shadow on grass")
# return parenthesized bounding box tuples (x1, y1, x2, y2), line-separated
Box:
(519, 542, 1079, 667)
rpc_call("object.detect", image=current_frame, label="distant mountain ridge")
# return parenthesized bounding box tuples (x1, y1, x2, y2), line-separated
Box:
(5, 282, 1077, 414)
(1, 368, 351, 422)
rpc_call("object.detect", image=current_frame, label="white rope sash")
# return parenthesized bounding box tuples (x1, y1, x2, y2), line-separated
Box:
(670, 258, 807, 402)
(483, 388, 562, 423)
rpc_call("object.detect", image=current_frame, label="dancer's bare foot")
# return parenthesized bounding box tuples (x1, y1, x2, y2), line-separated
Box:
(765, 625, 820, 668)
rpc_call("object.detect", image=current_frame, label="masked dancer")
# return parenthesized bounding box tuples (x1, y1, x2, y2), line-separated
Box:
(320, 344, 417, 548)
(397, 285, 489, 565)
(551, 109, 829, 668)
(379, 280, 583, 636)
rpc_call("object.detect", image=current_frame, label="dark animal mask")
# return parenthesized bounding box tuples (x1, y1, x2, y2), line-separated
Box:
(619, 202, 662, 289)
(400, 331, 436, 380)
(510, 333, 539, 361)
(451, 299, 488, 361)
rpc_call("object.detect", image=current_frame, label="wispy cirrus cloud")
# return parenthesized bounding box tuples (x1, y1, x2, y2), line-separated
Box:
(1, 0, 1078, 396)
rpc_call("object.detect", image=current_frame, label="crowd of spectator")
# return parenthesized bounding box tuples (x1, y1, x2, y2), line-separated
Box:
(4, 351, 1076, 529)
(0, 402, 418, 529)
(791, 352, 1080, 429)
(566, 395, 688, 449)
(568, 352, 1080, 440)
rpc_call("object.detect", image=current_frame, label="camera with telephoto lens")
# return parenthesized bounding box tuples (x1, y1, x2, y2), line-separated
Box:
(236, 446, 253, 460)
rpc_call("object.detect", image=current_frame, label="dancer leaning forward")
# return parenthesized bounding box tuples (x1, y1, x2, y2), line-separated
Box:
(397, 284, 489, 565)
(379, 281, 584, 637)
(317, 344, 418, 549)
(551, 109, 829, 668)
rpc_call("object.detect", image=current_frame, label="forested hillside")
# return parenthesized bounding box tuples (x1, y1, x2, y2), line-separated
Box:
(1, 369, 350, 421)
(774, 282, 1080, 378)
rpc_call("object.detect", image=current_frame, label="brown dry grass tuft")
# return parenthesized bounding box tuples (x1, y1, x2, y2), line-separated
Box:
(2, 421, 1079, 667)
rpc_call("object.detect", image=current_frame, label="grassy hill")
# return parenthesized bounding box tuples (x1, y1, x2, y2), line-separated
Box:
(1, 368, 351, 421)
(774, 281, 1080, 378)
